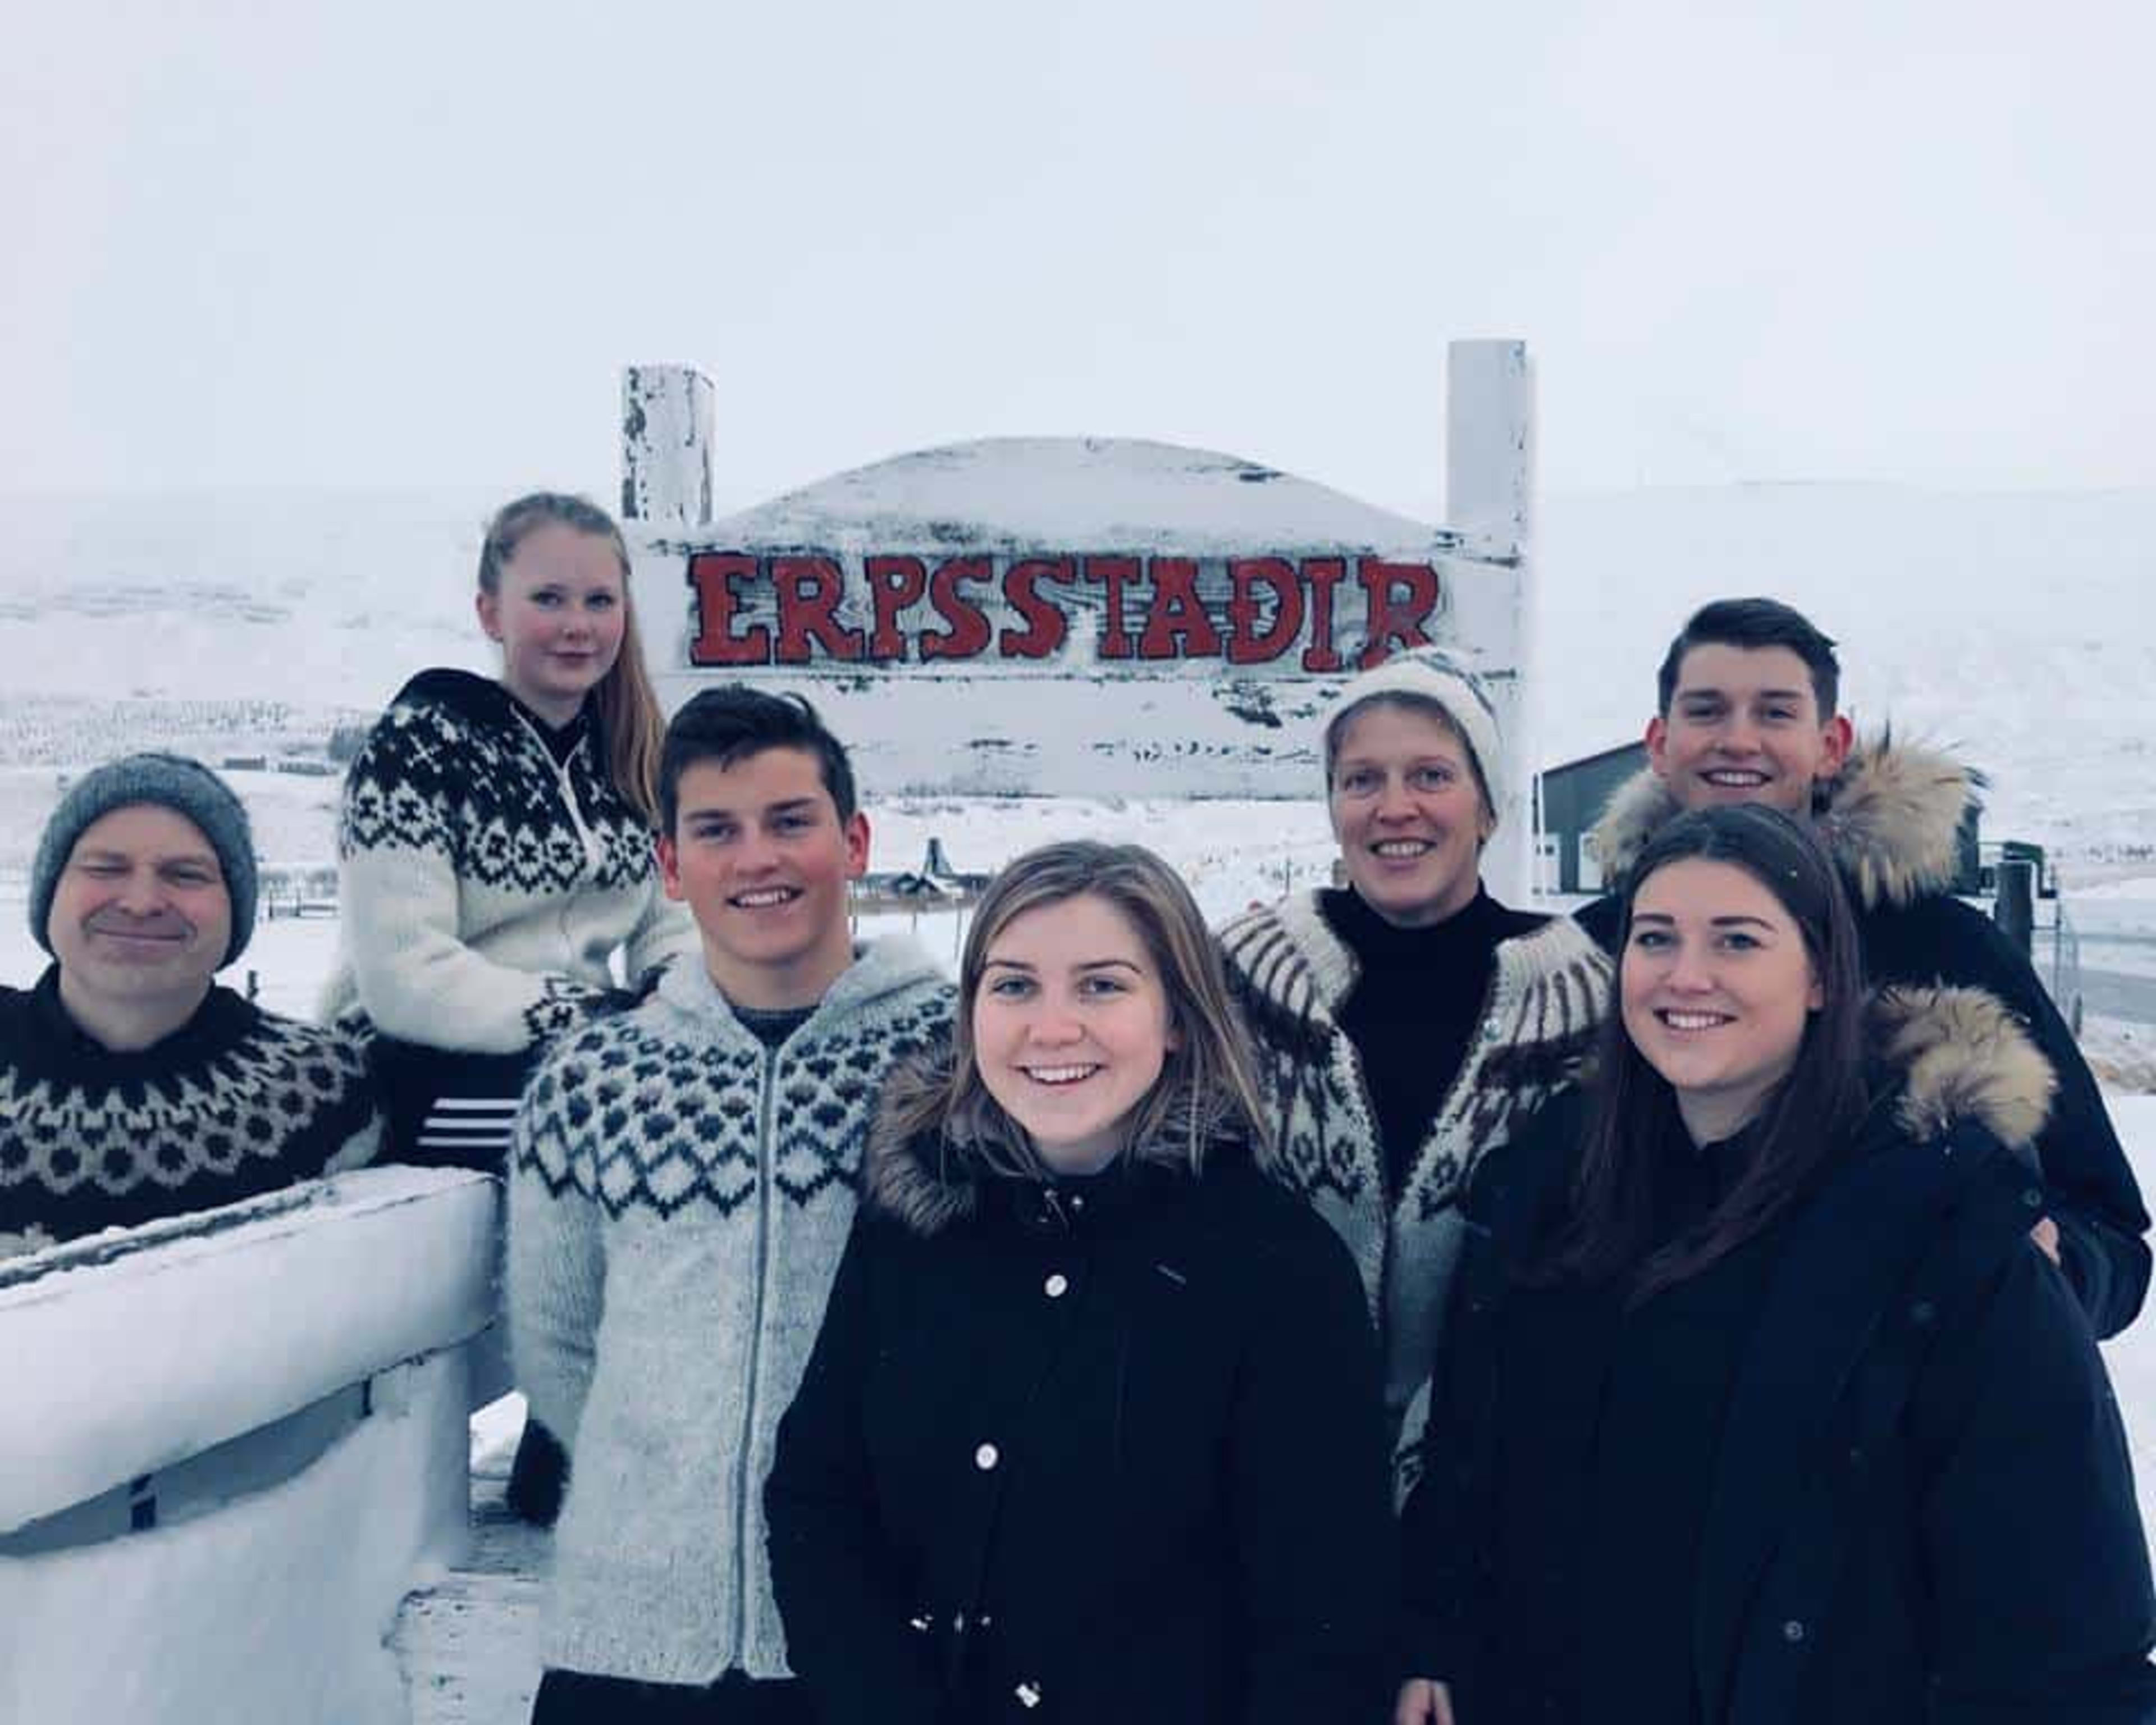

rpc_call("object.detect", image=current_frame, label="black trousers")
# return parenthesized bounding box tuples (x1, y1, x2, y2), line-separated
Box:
(531, 1668, 815, 1724)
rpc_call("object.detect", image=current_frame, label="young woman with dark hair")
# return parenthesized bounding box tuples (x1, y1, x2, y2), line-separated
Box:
(766, 841, 1395, 1725)
(1397, 804, 2156, 1725)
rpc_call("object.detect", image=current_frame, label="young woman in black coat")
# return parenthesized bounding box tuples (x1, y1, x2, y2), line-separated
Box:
(1397, 804, 2156, 1725)
(767, 841, 1396, 1725)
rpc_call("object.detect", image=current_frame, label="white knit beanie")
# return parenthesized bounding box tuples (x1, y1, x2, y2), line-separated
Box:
(1319, 646, 1506, 820)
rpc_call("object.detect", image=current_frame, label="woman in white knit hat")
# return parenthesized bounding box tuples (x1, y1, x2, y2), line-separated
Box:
(1218, 645, 1610, 1499)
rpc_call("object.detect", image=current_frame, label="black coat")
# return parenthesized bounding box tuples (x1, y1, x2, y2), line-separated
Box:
(1576, 734, 2150, 1338)
(1401, 988, 2156, 1725)
(765, 1124, 1395, 1725)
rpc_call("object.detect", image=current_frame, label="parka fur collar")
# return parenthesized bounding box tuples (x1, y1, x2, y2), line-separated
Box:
(1871, 983, 2054, 1158)
(865, 1046, 1211, 1238)
(1592, 732, 1979, 912)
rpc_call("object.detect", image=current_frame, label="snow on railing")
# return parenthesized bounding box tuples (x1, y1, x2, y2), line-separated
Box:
(1, 1166, 500, 1724)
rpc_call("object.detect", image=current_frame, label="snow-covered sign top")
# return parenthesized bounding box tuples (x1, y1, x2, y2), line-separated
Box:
(627, 433, 1530, 823)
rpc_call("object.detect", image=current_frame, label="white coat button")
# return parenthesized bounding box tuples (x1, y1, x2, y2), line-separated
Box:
(1016, 1681, 1044, 1709)
(1044, 1273, 1069, 1298)
(975, 1442, 1000, 1471)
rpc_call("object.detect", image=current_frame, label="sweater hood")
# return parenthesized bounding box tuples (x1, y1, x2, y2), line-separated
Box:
(387, 667, 518, 727)
(864, 1044, 1225, 1237)
(1591, 732, 1978, 912)
(1870, 983, 2054, 1158)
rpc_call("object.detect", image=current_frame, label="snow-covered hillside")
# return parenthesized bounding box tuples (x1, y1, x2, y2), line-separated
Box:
(1, 477, 2152, 870)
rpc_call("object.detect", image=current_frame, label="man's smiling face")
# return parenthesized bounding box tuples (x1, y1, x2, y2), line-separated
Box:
(48, 804, 232, 1002)
(656, 745, 869, 1010)
(1647, 643, 1852, 816)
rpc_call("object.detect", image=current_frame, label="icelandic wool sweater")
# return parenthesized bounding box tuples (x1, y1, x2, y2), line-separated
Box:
(1580, 732, 2152, 1338)
(508, 938, 954, 1688)
(322, 669, 695, 1056)
(1219, 888, 1608, 1489)
(0, 967, 378, 1258)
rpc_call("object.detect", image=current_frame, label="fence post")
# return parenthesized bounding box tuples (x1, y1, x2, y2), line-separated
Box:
(1446, 337, 1535, 903)
(1994, 858, 2035, 957)
(621, 366, 715, 530)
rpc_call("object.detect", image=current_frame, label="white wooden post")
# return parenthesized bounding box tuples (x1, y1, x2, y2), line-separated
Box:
(1446, 339, 1537, 902)
(621, 365, 715, 529)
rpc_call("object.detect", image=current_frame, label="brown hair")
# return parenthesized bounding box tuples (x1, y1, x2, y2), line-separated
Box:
(479, 492, 665, 825)
(885, 841, 1271, 1181)
(1537, 804, 1868, 1306)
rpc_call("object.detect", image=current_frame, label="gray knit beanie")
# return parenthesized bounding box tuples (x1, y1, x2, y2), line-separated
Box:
(1319, 646, 1507, 823)
(30, 754, 259, 966)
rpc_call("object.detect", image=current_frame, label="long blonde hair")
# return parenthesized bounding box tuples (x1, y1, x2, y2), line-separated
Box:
(887, 841, 1271, 1180)
(479, 492, 665, 825)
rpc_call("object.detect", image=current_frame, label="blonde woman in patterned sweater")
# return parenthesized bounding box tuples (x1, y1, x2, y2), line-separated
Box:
(1220, 649, 1609, 1497)
(322, 492, 695, 1519)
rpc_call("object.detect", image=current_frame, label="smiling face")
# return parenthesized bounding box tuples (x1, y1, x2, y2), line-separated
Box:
(657, 746, 870, 1011)
(972, 892, 1177, 1176)
(48, 803, 232, 1020)
(477, 521, 629, 727)
(1647, 644, 1853, 816)
(1327, 699, 1490, 928)
(1620, 856, 1823, 1143)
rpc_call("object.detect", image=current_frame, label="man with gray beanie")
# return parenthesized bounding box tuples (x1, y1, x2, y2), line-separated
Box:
(1, 753, 378, 1258)
(1218, 646, 1610, 1501)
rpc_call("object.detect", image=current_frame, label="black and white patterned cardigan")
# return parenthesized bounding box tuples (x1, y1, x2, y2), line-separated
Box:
(322, 669, 695, 1055)
(508, 938, 954, 1687)
(1220, 891, 1609, 1489)
(0, 969, 378, 1258)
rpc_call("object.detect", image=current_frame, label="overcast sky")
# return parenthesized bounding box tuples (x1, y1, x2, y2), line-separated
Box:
(5, 0, 2149, 517)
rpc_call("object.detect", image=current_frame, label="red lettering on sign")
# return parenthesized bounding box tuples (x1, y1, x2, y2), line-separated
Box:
(922, 556, 993, 661)
(1000, 558, 1072, 659)
(687, 553, 771, 665)
(1082, 557, 1141, 660)
(773, 557, 864, 663)
(1136, 558, 1222, 660)
(865, 556, 928, 661)
(1300, 558, 1345, 673)
(1225, 559, 1303, 665)
(1356, 559, 1441, 668)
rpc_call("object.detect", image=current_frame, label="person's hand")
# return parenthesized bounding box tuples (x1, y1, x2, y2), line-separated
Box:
(2031, 1216, 2062, 1265)
(1395, 1678, 1455, 1725)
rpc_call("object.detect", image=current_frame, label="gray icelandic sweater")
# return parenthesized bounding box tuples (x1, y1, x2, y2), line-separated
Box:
(508, 937, 954, 1686)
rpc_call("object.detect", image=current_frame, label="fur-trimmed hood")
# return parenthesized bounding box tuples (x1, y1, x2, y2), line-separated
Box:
(1870, 983, 2054, 1160)
(864, 1045, 1218, 1237)
(1592, 732, 1979, 911)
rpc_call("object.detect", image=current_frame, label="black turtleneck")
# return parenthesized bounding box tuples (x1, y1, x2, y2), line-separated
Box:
(1320, 884, 1544, 1197)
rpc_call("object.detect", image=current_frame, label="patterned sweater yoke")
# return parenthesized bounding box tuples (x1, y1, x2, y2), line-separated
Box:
(0, 970, 379, 1259)
(508, 937, 956, 1687)
(1222, 890, 1609, 1489)
(1223, 891, 1609, 1221)
(323, 668, 695, 1055)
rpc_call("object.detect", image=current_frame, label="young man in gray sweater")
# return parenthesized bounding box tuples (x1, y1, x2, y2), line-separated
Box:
(508, 688, 953, 1724)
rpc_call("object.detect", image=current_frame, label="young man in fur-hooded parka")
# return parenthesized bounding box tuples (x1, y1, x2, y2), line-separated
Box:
(1575, 597, 2149, 1338)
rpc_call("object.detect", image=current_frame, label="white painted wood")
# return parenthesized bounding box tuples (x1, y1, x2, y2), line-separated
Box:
(1445, 338, 1534, 558)
(1447, 339, 1537, 900)
(0, 1166, 497, 1534)
(621, 364, 714, 529)
(627, 435, 1531, 806)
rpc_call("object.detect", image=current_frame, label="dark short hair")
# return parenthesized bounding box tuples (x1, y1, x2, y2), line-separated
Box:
(657, 687, 858, 832)
(1655, 597, 1840, 720)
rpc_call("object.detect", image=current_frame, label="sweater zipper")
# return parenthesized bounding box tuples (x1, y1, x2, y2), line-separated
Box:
(514, 714, 606, 955)
(729, 1049, 779, 1664)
